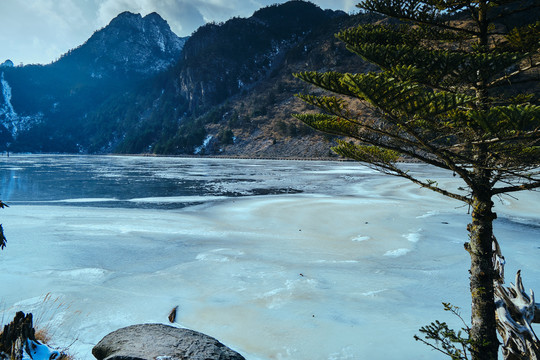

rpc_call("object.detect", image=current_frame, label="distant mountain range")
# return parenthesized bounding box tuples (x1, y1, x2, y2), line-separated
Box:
(0, 1, 380, 157)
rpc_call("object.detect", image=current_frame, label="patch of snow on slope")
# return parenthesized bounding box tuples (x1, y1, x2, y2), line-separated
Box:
(0, 72, 43, 137)
(194, 135, 213, 154)
(0, 72, 17, 119)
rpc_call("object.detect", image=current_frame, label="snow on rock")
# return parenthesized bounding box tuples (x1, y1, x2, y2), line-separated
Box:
(0, 72, 16, 118)
(194, 135, 213, 154)
(0, 72, 43, 138)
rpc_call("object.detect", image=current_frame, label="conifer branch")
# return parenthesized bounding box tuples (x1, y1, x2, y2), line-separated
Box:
(470, 130, 540, 145)
(487, 3, 540, 22)
(359, 2, 480, 36)
(487, 61, 540, 88)
(491, 171, 540, 187)
(387, 163, 472, 203)
(493, 180, 540, 194)
(370, 109, 476, 188)
(294, 93, 478, 166)
(332, 141, 470, 202)
(293, 113, 458, 170)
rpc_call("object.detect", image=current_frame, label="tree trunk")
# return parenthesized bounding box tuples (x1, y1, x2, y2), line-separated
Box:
(0, 312, 62, 360)
(0, 312, 36, 360)
(467, 192, 499, 360)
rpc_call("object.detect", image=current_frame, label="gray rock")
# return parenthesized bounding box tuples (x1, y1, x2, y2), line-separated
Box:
(92, 324, 245, 360)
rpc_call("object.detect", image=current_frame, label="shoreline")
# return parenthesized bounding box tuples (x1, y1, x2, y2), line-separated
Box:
(2, 152, 419, 163)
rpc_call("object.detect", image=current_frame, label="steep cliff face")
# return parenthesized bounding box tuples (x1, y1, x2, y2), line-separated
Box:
(176, 1, 344, 111)
(98, 1, 357, 155)
(0, 11, 186, 152)
(0, 72, 42, 140)
(164, 10, 379, 158)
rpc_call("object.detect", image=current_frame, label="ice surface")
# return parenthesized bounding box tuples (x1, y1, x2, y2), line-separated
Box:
(0, 155, 539, 360)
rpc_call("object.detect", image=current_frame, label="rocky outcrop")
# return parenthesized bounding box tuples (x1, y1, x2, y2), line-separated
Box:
(0, 60, 13, 68)
(92, 324, 245, 360)
(177, 1, 343, 111)
(65, 11, 187, 76)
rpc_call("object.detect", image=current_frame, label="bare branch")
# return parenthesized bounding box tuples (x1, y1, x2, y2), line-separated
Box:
(470, 130, 540, 145)
(371, 161, 471, 203)
(493, 181, 540, 195)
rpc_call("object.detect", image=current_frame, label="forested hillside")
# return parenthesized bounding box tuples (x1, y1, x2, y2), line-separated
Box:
(0, 2, 381, 156)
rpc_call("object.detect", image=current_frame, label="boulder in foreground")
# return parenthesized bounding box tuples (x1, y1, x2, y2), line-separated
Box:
(92, 324, 245, 360)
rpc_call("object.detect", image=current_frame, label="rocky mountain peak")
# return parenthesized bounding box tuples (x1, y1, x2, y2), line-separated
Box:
(57, 10, 187, 75)
(0, 60, 14, 68)
(143, 12, 167, 24)
(108, 11, 143, 26)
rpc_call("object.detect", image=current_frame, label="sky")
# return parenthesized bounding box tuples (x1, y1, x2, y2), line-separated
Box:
(0, 0, 359, 66)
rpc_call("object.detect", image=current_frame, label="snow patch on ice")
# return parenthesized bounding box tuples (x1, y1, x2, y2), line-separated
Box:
(416, 210, 440, 218)
(384, 248, 411, 257)
(403, 229, 422, 243)
(352, 235, 370, 242)
(328, 346, 355, 360)
(52, 268, 110, 282)
(258, 278, 317, 309)
(196, 248, 245, 262)
(54, 198, 118, 203)
(313, 260, 359, 264)
(128, 195, 226, 203)
(362, 289, 387, 297)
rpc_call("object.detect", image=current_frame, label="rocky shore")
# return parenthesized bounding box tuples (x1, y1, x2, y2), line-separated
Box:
(1, 313, 245, 360)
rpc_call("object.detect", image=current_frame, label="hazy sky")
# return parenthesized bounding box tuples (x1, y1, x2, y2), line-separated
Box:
(0, 0, 359, 66)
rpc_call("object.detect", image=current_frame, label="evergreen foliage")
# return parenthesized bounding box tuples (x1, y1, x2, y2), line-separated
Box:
(415, 303, 472, 360)
(218, 128, 235, 145)
(0, 201, 7, 251)
(293, 1, 539, 359)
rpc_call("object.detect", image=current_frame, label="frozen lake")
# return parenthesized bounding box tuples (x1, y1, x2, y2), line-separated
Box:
(0, 154, 539, 359)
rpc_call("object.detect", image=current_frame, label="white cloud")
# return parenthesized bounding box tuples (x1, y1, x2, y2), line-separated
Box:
(0, 0, 95, 64)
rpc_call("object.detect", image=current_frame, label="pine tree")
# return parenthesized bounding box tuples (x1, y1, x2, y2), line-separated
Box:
(293, 1, 540, 359)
